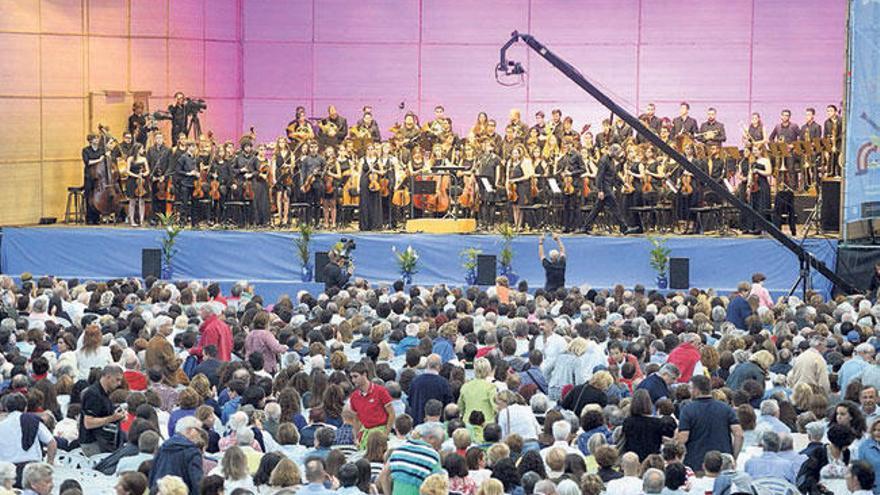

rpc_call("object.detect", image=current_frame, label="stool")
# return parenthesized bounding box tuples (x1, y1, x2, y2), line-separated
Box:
(289, 203, 311, 226)
(64, 187, 85, 224)
(225, 200, 250, 228)
(692, 206, 721, 234)
(520, 204, 545, 229)
(654, 204, 674, 233)
(630, 206, 654, 232)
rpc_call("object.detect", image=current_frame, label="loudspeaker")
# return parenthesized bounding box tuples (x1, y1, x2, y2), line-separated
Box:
(314, 251, 330, 283)
(669, 257, 689, 289)
(38, 217, 57, 225)
(141, 248, 162, 279)
(476, 254, 497, 286)
(821, 179, 841, 232)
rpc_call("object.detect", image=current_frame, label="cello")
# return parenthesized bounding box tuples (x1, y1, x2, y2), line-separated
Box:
(91, 125, 124, 218)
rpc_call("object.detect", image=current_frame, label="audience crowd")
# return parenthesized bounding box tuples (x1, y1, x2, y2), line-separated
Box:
(1, 269, 880, 495)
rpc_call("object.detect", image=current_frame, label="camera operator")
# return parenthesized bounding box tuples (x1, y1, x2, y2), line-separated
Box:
(168, 92, 188, 146)
(128, 101, 148, 147)
(323, 250, 353, 293)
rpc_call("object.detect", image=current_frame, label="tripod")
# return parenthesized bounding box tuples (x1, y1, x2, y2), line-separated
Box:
(186, 112, 203, 140)
(786, 187, 827, 298)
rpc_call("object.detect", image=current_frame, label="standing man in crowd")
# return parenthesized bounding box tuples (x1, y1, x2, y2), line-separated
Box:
(676, 375, 743, 471)
(539, 233, 566, 292)
(349, 361, 395, 449)
(407, 354, 453, 425)
(189, 302, 232, 362)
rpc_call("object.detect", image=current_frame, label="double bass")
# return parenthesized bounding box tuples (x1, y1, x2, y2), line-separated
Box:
(90, 125, 124, 217)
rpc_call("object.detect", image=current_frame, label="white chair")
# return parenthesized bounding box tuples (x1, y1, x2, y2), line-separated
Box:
(751, 477, 801, 495)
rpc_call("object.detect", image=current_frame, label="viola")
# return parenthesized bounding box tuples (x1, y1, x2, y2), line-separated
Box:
(242, 179, 255, 200)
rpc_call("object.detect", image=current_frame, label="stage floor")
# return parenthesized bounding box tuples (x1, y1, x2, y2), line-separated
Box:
(0, 226, 838, 300)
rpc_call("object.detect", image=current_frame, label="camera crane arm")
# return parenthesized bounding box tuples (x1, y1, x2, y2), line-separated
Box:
(499, 31, 858, 295)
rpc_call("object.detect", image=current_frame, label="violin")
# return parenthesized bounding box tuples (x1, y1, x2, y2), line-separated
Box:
(301, 172, 317, 193)
(458, 174, 476, 209)
(209, 174, 221, 201)
(622, 172, 635, 194)
(530, 177, 539, 199)
(393, 170, 412, 207)
(193, 165, 207, 199)
(563, 175, 575, 195)
(134, 176, 147, 197)
(368, 172, 381, 192)
(507, 181, 518, 202)
(324, 172, 335, 195)
(581, 177, 591, 197)
(380, 175, 391, 197)
(680, 174, 694, 195)
(642, 171, 653, 193)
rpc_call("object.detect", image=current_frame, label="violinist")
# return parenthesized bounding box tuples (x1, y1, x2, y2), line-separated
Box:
(299, 140, 326, 226)
(620, 145, 644, 232)
(390, 144, 413, 227)
(379, 142, 399, 228)
(126, 144, 150, 227)
(322, 147, 343, 229)
(147, 133, 171, 222)
(641, 146, 666, 229)
(582, 144, 633, 235)
(82, 133, 105, 224)
(702, 144, 724, 204)
(176, 140, 199, 227)
(252, 144, 272, 226)
(529, 145, 549, 204)
(476, 140, 502, 227)
(506, 144, 533, 231)
(674, 144, 699, 234)
(274, 138, 294, 226)
(117, 132, 136, 165)
(234, 138, 257, 210)
(211, 143, 233, 224)
(457, 142, 479, 218)
(745, 145, 773, 235)
(359, 143, 384, 231)
(580, 145, 598, 203)
(557, 140, 586, 233)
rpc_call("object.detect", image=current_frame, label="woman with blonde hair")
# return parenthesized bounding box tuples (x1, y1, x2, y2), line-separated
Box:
(459, 357, 498, 424)
(209, 445, 256, 492)
(792, 382, 815, 414)
(476, 478, 504, 495)
(420, 473, 450, 495)
(156, 475, 188, 495)
(268, 458, 302, 492)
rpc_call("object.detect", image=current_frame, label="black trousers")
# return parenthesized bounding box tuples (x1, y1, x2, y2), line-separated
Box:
(773, 190, 797, 235)
(178, 184, 196, 226)
(562, 193, 580, 231)
(583, 193, 627, 232)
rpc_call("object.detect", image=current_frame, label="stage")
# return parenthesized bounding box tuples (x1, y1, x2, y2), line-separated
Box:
(0, 226, 839, 301)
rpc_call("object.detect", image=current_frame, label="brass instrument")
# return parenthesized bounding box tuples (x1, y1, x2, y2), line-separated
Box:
(318, 119, 339, 138)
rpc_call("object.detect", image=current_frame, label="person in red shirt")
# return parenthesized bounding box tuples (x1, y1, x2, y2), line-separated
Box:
(349, 361, 396, 449)
(207, 282, 227, 308)
(123, 353, 147, 391)
(665, 333, 703, 383)
(189, 303, 233, 362)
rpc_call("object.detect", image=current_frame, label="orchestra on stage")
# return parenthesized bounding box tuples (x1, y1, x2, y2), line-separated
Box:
(81, 100, 844, 236)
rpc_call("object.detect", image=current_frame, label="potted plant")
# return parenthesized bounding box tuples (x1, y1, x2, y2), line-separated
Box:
(460, 247, 482, 286)
(393, 245, 420, 284)
(157, 212, 182, 280)
(293, 222, 314, 282)
(648, 235, 671, 289)
(496, 223, 518, 285)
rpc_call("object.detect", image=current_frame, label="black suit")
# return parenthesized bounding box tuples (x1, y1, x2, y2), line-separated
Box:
(323, 261, 351, 293)
(583, 155, 628, 232)
(558, 150, 585, 232)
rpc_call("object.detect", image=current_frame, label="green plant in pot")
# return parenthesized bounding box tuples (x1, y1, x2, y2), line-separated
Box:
(157, 212, 182, 280)
(460, 247, 482, 286)
(293, 222, 314, 282)
(648, 235, 671, 289)
(496, 223, 518, 285)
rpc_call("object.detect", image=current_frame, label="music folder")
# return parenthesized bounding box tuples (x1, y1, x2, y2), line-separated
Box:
(479, 177, 495, 193)
(547, 178, 561, 194)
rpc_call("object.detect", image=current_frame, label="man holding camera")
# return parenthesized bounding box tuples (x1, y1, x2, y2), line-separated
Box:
(78, 365, 126, 456)
(168, 92, 188, 146)
(323, 250, 353, 293)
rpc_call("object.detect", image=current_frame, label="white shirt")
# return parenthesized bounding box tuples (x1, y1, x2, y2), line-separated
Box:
(0, 411, 53, 463)
(540, 440, 582, 466)
(496, 404, 541, 441)
(604, 475, 643, 495)
(537, 333, 566, 374)
(75, 346, 113, 380)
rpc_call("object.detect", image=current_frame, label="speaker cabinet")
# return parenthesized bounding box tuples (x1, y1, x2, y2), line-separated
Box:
(669, 257, 689, 289)
(476, 254, 497, 285)
(820, 179, 841, 232)
(314, 251, 330, 283)
(142, 248, 162, 279)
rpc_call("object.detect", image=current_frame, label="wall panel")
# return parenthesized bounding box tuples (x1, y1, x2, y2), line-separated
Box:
(0, 34, 41, 97)
(130, 0, 167, 37)
(41, 98, 85, 160)
(0, 99, 42, 162)
(314, 0, 419, 43)
(41, 35, 85, 97)
(242, 0, 312, 42)
(41, 0, 84, 34)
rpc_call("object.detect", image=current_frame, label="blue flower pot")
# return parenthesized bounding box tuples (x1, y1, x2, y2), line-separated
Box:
(301, 264, 313, 282)
(465, 269, 477, 286)
(499, 264, 519, 286)
(402, 272, 413, 285)
(656, 274, 668, 289)
(161, 261, 174, 280)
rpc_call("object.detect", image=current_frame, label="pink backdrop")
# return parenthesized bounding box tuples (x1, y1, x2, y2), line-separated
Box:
(240, 0, 847, 144)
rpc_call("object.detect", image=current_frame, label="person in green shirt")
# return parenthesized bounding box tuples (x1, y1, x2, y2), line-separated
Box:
(459, 357, 498, 425)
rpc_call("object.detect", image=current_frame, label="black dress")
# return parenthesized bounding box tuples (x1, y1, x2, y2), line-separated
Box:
(252, 160, 271, 225)
(127, 158, 147, 198)
(359, 158, 382, 231)
(622, 415, 678, 461)
(511, 161, 530, 206)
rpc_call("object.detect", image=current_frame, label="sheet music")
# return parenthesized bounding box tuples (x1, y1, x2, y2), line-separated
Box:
(547, 178, 561, 194)
(479, 177, 495, 193)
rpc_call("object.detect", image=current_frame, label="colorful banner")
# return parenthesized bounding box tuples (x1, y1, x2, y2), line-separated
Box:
(844, 0, 880, 239)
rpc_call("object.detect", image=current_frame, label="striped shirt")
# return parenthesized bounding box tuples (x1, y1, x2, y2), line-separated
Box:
(388, 438, 441, 490)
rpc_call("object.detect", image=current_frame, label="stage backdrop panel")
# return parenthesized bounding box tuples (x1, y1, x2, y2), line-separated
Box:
(242, 0, 846, 140)
(843, 0, 880, 241)
(0, 229, 838, 302)
(0, 0, 243, 226)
